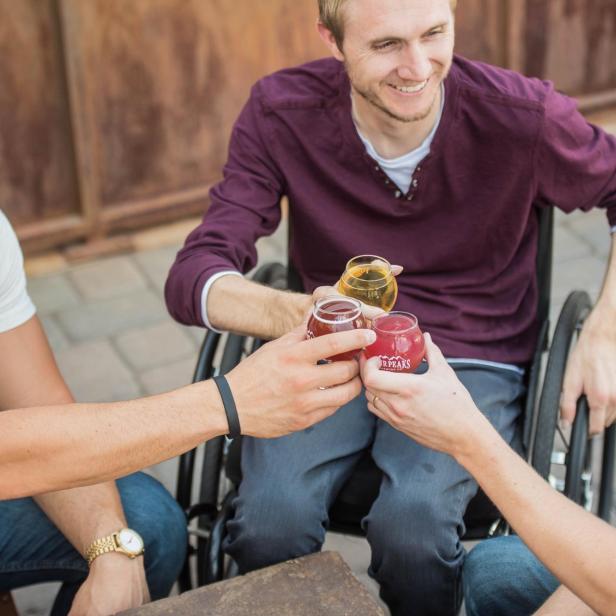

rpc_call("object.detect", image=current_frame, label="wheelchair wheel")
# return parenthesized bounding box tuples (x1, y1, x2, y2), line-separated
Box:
(532, 290, 592, 487)
(598, 425, 615, 521)
(564, 397, 594, 509)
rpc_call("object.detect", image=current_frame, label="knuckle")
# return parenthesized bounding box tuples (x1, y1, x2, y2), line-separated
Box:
(399, 386, 413, 399)
(342, 362, 359, 381)
(328, 391, 347, 409)
(294, 394, 312, 414)
(326, 337, 345, 355)
(348, 377, 363, 397)
(590, 390, 609, 409)
(390, 402, 406, 419)
(330, 386, 354, 408)
(288, 372, 310, 391)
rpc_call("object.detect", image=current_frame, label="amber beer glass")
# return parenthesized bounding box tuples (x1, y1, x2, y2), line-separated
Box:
(306, 296, 367, 362)
(365, 311, 425, 373)
(337, 255, 398, 312)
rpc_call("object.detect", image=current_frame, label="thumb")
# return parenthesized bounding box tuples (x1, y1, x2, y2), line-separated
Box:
(423, 333, 447, 369)
(391, 265, 403, 277)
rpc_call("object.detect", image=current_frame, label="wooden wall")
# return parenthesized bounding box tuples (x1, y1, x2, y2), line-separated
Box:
(1, 0, 615, 254)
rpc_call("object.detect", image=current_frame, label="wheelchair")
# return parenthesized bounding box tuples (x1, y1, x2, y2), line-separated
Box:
(175, 207, 616, 591)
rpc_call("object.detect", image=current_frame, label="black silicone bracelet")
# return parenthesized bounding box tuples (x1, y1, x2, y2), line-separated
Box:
(213, 375, 241, 439)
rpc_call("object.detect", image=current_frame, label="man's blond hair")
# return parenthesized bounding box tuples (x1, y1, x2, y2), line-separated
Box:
(318, 0, 457, 49)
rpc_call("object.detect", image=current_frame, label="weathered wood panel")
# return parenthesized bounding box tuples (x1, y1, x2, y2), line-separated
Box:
(60, 0, 323, 226)
(524, 0, 616, 96)
(1, 0, 616, 254)
(454, 0, 508, 66)
(0, 0, 79, 228)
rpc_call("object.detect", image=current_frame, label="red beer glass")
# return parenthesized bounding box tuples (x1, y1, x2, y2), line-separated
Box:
(365, 311, 425, 373)
(306, 296, 367, 362)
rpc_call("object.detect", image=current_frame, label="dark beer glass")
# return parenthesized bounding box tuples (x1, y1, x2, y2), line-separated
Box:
(306, 296, 367, 362)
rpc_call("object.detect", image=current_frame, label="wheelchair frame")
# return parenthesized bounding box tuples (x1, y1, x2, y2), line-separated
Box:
(175, 207, 616, 591)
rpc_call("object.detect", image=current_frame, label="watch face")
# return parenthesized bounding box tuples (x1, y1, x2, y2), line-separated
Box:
(118, 529, 144, 555)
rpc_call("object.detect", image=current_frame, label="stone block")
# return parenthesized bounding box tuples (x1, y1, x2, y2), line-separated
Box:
(140, 357, 196, 395)
(55, 290, 167, 342)
(54, 339, 141, 402)
(122, 551, 385, 616)
(114, 321, 195, 371)
(68, 256, 147, 301)
(27, 274, 80, 316)
(323, 533, 381, 605)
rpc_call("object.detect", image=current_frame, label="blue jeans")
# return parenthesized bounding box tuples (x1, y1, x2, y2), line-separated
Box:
(224, 364, 525, 616)
(463, 535, 559, 616)
(0, 472, 187, 616)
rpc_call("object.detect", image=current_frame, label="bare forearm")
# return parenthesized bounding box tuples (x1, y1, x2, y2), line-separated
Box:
(534, 585, 598, 616)
(207, 275, 311, 339)
(35, 483, 128, 555)
(0, 382, 227, 499)
(457, 419, 616, 615)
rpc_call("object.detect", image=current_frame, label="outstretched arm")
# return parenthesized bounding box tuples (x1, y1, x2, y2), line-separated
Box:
(361, 336, 616, 616)
(1, 322, 374, 498)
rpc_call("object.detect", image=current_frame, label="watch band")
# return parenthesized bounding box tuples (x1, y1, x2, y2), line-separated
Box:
(85, 534, 119, 566)
(85, 529, 144, 566)
(213, 375, 241, 439)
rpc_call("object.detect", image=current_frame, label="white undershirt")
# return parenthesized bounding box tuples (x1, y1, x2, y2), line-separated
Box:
(355, 84, 445, 194)
(0, 210, 36, 333)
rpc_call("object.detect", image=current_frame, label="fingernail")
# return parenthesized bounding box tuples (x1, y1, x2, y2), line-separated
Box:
(365, 330, 377, 344)
(369, 356, 381, 368)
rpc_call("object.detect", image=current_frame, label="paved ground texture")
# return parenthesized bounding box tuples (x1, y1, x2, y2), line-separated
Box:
(11, 111, 616, 614)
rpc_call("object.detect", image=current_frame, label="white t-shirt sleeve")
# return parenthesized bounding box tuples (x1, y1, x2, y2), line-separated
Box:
(0, 210, 36, 333)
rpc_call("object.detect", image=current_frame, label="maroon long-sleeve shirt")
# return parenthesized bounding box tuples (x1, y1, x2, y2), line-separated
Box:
(165, 55, 616, 364)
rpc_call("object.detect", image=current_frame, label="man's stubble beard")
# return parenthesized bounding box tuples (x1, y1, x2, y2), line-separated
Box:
(346, 60, 450, 124)
(353, 84, 439, 123)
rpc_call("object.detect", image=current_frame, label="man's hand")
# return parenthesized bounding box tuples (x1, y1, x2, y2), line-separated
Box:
(360, 333, 482, 457)
(68, 555, 149, 616)
(560, 305, 616, 435)
(227, 326, 376, 438)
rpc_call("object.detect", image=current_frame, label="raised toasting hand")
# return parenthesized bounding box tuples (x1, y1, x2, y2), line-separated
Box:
(228, 325, 376, 438)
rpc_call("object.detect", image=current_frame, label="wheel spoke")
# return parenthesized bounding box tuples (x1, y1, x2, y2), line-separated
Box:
(555, 424, 570, 451)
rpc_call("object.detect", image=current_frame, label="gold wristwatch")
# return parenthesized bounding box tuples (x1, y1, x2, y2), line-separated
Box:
(85, 528, 145, 566)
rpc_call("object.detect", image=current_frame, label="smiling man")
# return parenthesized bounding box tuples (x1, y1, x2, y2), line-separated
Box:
(165, 0, 616, 614)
